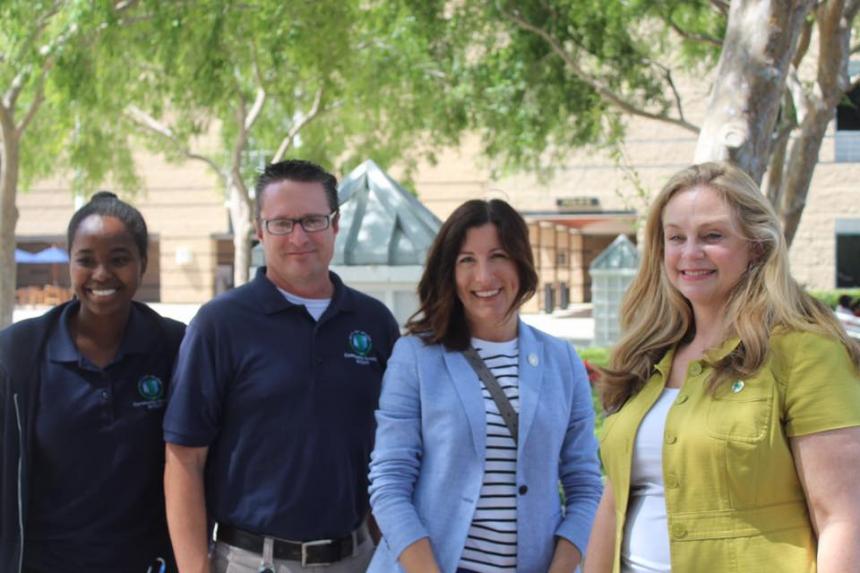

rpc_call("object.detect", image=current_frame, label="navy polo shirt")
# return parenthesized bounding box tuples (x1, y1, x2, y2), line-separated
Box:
(164, 268, 399, 541)
(24, 301, 181, 573)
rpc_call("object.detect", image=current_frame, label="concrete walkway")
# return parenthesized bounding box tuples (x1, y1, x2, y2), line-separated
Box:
(521, 306, 595, 348)
(14, 303, 597, 346)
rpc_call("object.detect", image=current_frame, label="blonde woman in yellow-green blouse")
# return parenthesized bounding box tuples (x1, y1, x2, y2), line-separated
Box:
(584, 163, 860, 573)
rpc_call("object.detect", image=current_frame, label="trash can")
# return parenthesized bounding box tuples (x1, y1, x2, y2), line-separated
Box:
(543, 283, 555, 314)
(559, 283, 570, 310)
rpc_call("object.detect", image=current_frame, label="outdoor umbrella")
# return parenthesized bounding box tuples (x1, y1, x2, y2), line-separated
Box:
(29, 246, 69, 263)
(15, 248, 36, 263)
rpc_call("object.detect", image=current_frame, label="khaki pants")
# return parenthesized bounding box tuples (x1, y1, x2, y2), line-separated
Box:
(210, 526, 374, 573)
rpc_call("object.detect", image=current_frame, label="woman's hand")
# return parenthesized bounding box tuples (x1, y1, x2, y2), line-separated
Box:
(791, 426, 860, 573)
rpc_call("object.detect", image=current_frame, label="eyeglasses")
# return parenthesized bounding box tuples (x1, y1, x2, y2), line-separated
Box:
(260, 211, 337, 235)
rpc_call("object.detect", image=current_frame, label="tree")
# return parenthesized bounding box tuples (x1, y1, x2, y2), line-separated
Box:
(0, 0, 143, 328)
(122, 0, 441, 287)
(393, 0, 860, 246)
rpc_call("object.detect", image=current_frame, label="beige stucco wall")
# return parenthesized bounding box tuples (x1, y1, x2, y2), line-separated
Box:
(16, 150, 228, 303)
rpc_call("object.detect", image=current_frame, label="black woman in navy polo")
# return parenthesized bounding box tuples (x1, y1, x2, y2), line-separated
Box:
(0, 192, 185, 573)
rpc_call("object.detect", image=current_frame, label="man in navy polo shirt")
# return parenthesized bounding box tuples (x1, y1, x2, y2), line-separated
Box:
(163, 159, 399, 573)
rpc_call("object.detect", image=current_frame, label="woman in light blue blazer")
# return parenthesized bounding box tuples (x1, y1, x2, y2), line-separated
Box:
(368, 199, 602, 573)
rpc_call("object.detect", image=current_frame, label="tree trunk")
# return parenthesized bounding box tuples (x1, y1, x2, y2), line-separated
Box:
(228, 179, 253, 287)
(781, 0, 857, 245)
(694, 0, 814, 183)
(764, 91, 796, 210)
(0, 123, 20, 329)
(779, 103, 832, 245)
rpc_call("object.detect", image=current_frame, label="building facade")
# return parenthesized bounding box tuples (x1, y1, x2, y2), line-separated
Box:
(14, 63, 860, 309)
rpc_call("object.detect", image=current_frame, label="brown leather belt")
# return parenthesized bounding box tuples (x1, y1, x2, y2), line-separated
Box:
(216, 524, 365, 566)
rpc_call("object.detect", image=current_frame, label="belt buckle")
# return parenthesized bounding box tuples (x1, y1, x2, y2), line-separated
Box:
(301, 538, 334, 567)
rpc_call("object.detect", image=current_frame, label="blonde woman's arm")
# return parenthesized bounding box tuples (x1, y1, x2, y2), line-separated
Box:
(584, 483, 616, 573)
(791, 426, 860, 573)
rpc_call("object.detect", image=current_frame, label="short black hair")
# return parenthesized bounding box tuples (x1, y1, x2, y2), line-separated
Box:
(839, 294, 853, 308)
(67, 191, 149, 264)
(255, 159, 338, 219)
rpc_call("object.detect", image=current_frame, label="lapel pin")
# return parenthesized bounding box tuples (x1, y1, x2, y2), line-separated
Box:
(528, 353, 539, 367)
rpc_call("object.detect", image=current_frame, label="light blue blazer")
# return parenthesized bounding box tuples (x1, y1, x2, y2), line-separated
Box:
(368, 320, 602, 572)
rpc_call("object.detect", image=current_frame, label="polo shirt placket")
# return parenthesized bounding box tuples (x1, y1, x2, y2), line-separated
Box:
(25, 302, 174, 573)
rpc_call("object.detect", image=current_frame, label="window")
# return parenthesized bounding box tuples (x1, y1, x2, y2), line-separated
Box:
(835, 61, 860, 163)
(836, 219, 860, 287)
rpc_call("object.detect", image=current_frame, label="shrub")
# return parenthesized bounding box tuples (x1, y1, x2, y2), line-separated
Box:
(809, 289, 860, 309)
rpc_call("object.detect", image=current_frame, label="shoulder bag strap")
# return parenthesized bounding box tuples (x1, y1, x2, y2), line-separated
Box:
(463, 346, 518, 444)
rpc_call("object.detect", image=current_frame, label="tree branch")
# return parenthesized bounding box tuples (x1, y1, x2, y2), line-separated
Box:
(114, 0, 141, 13)
(666, 16, 722, 47)
(125, 105, 223, 176)
(27, 1, 63, 49)
(780, 0, 854, 246)
(226, 85, 266, 178)
(710, 0, 730, 16)
(504, 8, 700, 133)
(16, 74, 45, 137)
(785, 67, 812, 125)
(793, 18, 814, 67)
(272, 87, 325, 163)
(649, 60, 689, 125)
(0, 100, 13, 136)
(244, 86, 266, 132)
(2, 71, 28, 110)
(765, 90, 797, 210)
(7, 3, 85, 107)
(5, 0, 132, 111)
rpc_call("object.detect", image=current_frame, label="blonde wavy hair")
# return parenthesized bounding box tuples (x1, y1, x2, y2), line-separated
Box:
(600, 162, 860, 412)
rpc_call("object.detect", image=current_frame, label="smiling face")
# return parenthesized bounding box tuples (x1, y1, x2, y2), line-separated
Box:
(454, 223, 520, 341)
(662, 185, 752, 317)
(256, 178, 338, 298)
(70, 214, 144, 319)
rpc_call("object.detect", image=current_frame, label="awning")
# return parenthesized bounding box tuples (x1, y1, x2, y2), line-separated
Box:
(18, 246, 69, 264)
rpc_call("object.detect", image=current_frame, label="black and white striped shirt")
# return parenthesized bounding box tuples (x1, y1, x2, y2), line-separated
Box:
(458, 337, 519, 573)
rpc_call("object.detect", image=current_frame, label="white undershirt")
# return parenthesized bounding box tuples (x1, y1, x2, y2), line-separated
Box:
(277, 287, 330, 321)
(621, 388, 679, 573)
(458, 337, 519, 573)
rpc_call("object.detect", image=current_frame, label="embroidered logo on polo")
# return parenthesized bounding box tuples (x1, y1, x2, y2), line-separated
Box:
(344, 330, 378, 365)
(133, 374, 166, 410)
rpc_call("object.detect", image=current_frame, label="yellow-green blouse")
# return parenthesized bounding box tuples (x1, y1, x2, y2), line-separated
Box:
(599, 330, 860, 573)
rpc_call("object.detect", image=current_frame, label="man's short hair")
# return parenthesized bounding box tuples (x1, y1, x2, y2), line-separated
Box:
(255, 159, 339, 219)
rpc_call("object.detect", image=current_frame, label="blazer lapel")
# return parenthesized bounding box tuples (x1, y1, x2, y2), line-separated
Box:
(517, 321, 545, 452)
(442, 348, 486, 457)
